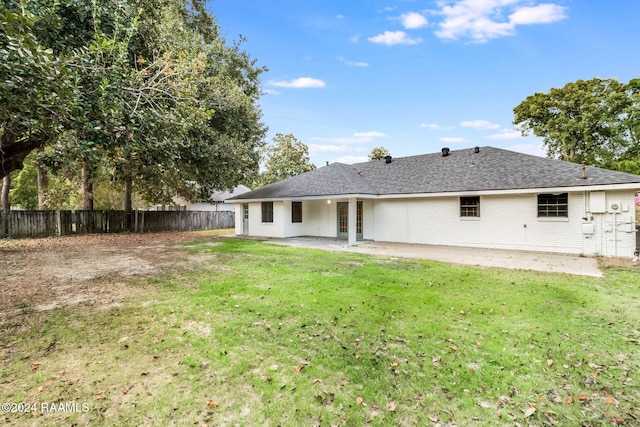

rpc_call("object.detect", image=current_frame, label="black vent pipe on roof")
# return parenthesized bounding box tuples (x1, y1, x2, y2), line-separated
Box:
(441, 147, 450, 157)
(474, 146, 480, 154)
(384, 155, 392, 164)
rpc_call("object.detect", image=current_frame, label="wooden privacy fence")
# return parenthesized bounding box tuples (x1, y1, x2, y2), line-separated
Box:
(1, 210, 235, 239)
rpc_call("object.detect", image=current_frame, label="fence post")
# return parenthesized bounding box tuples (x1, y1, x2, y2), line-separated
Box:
(57, 210, 62, 237)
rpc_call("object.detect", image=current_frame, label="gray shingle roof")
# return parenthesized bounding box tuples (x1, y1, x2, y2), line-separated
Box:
(231, 146, 640, 200)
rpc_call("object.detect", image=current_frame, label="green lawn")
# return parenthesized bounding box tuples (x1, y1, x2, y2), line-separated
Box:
(1, 238, 639, 426)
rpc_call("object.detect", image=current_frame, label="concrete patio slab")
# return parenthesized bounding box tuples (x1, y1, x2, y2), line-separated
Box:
(266, 237, 603, 277)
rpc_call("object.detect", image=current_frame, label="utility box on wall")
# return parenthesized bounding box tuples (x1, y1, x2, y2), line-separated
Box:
(589, 192, 606, 213)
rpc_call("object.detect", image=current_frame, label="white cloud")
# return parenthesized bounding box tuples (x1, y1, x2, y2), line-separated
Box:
(433, 1, 568, 42)
(461, 120, 500, 130)
(401, 12, 429, 29)
(269, 77, 326, 88)
(349, 35, 361, 42)
(368, 31, 422, 46)
(420, 123, 454, 130)
(485, 129, 522, 139)
(263, 89, 281, 95)
(335, 155, 369, 165)
(311, 131, 385, 144)
(439, 136, 469, 143)
(354, 131, 385, 138)
(309, 144, 350, 153)
(336, 14, 345, 20)
(505, 143, 546, 157)
(338, 56, 369, 67)
(510, 4, 567, 25)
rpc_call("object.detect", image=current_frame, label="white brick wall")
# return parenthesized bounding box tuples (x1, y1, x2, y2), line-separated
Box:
(372, 191, 637, 256)
(235, 190, 637, 257)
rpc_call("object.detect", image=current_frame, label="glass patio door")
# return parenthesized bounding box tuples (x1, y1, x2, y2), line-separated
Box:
(336, 201, 363, 239)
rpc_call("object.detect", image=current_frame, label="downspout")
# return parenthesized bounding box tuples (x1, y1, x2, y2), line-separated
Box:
(613, 211, 618, 257)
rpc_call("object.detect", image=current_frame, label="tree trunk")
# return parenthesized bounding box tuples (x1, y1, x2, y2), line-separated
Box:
(0, 125, 48, 179)
(1, 175, 10, 213)
(37, 164, 49, 210)
(1, 175, 10, 238)
(124, 174, 132, 231)
(81, 161, 94, 211)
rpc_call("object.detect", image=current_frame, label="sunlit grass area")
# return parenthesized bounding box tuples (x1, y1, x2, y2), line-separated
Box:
(1, 238, 638, 426)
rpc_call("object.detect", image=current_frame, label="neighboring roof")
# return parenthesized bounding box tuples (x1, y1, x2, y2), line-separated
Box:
(208, 185, 252, 202)
(230, 147, 640, 200)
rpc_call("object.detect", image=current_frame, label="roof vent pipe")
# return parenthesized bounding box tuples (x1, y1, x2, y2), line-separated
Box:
(474, 146, 480, 154)
(384, 155, 392, 164)
(441, 147, 450, 157)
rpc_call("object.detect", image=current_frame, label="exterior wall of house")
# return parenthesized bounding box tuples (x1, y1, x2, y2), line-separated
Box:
(234, 190, 637, 256)
(372, 190, 637, 257)
(585, 191, 637, 256)
(233, 201, 286, 238)
(295, 200, 338, 238)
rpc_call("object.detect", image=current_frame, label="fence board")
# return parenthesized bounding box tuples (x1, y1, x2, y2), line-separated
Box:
(0, 210, 234, 239)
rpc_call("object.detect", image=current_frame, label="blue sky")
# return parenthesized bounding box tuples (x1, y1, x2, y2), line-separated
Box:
(210, 0, 640, 166)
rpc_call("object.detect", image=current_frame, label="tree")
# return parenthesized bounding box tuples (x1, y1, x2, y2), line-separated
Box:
(259, 134, 315, 186)
(4, 0, 267, 213)
(368, 147, 390, 161)
(0, 1, 75, 178)
(513, 78, 639, 168)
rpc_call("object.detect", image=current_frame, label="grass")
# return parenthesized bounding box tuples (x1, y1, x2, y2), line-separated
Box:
(1, 238, 639, 426)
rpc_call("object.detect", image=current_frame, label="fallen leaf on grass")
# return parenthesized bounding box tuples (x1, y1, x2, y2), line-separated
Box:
(566, 396, 573, 404)
(578, 394, 587, 401)
(477, 401, 493, 409)
(293, 365, 302, 372)
(207, 400, 216, 408)
(356, 397, 364, 405)
(523, 407, 536, 418)
(603, 397, 616, 404)
(450, 345, 458, 351)
(387, 402, 396, 412)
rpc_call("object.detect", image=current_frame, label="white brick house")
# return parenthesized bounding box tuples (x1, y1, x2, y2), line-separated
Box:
(229, 147, 640, 257)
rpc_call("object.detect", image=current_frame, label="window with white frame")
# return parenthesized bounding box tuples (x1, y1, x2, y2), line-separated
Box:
(261, 202, 273, 223)
(460, 196, 480, 217)
(291, 201, 302, 223)
(537, 193, 568, 217)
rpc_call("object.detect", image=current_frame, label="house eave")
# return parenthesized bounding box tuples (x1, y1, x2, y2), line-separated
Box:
(377, 182, 640, 199)
(228, 182, 640, 203)
(227, 193, 378, 203)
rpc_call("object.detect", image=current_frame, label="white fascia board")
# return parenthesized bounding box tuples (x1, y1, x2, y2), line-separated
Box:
(377, 183, 640, 200)
(228, 194, 377, 203)
(227, 183, 640, 203)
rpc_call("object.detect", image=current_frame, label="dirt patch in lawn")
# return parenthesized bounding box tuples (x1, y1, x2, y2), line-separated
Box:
(0, 231, 230, 320)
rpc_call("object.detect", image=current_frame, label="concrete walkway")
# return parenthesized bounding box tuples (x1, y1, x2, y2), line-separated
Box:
(266, 237, 603, 277)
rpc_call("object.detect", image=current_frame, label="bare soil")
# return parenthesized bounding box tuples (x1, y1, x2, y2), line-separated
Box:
(0, 231, 228, 320)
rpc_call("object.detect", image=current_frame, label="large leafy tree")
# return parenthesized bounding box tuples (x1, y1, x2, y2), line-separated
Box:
(513, 78, 640, 169)
(258, 133, 315, 186)
(3, 0, 266, 211)
(0, 1, 74, 178)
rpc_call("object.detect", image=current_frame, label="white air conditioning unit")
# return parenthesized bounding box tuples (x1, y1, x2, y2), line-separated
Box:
(609, 202, 621, 212)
